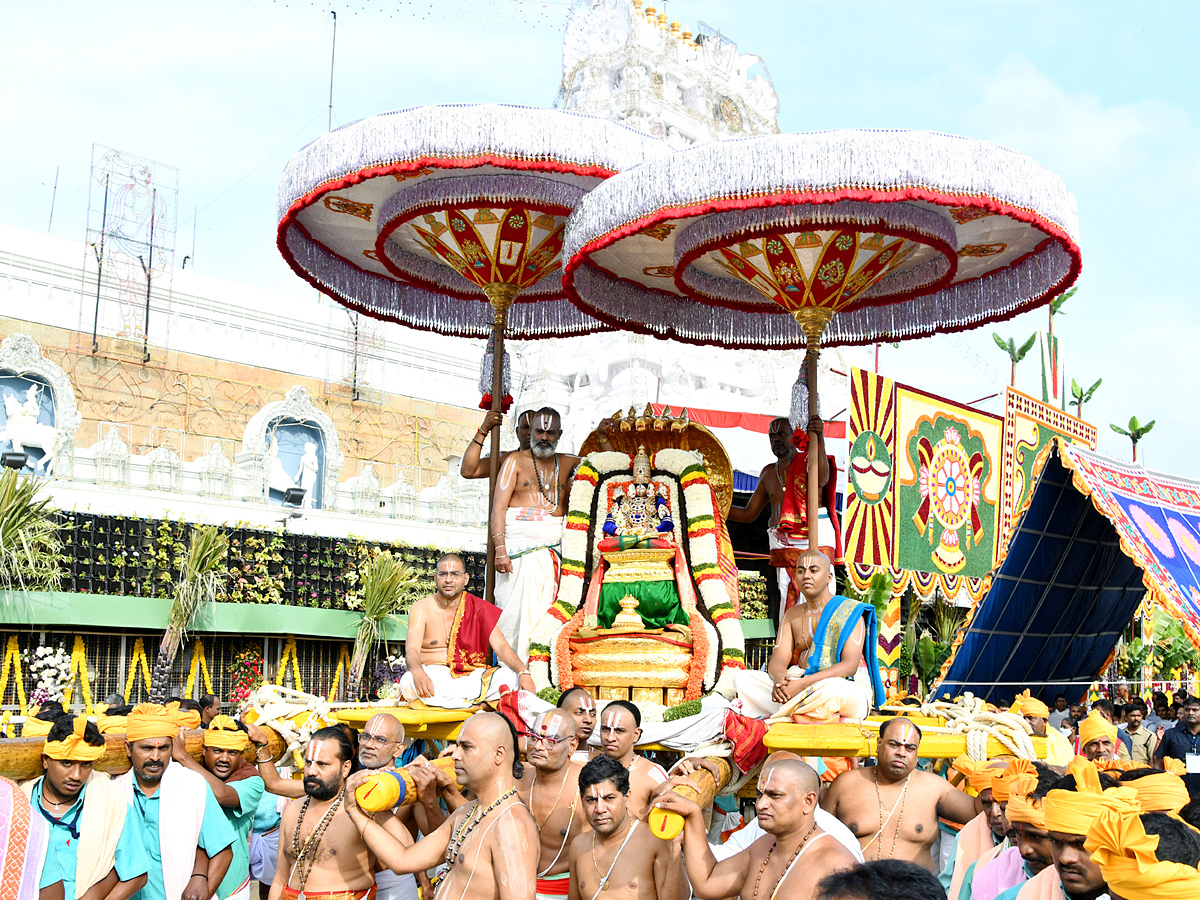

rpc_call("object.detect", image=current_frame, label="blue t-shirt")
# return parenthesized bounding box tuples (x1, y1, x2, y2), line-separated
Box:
(35, 777, 149, 895)
(128, 774, 237, 900)
(216, 776, 265, 900)
(1156, 724, 1200, 796)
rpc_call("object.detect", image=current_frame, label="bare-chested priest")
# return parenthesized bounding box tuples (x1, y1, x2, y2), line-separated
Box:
(491, 407, 578, 661)
(557, 687, 598, 763)
(569, 756, 684, 900)
(821, 717, 980, 870)
(653, 757, 855, 900)
(726, 415, 831, 618)
(735, 549, 885, 722)
(401, 552, 534, 707)
(516, 711, 589, 900)
(459, 410, 533, 479)
(597, 701, 667, 819)
(270, 726, 410, 900)
(345, 712, 539, 900)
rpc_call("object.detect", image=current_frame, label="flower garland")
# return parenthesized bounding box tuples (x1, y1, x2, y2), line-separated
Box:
(228, 646, 264, 707)
(60, 636, 93, 714)
(124, 638, 152, 702)
(325, 644, 353, 702)
(26, 643, 71, 707)
(185, 639, 215, 700)
(0, 636, 28, 716)
(526, 449, 745, 698)
(275, 636, 304, 693)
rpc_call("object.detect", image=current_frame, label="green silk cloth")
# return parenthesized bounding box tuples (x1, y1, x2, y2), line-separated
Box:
(597, 578, 690, 629)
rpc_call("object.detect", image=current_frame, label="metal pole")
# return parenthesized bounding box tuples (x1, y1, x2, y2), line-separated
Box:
(47, 166, 59, 232)
(90, 176, 110, 354)
(141, 188, 156, 363)
(327, 11, 337, 132)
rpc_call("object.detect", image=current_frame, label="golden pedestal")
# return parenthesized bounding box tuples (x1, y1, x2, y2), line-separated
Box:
(599, 546, 676, 582)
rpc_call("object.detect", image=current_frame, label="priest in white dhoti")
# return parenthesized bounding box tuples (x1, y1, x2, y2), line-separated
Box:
(489, 408, 577, 662)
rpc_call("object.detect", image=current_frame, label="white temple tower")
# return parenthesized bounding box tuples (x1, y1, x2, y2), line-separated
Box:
(555, 0, 780, 148)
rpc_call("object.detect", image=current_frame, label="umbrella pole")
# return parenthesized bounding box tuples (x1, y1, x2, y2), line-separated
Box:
(795, 309, 833, 553)
(482, 283, 518, 606)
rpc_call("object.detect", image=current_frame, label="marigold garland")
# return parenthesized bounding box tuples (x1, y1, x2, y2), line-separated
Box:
(0, 636, 27, 716)
(184, 639, 215, 699)
(326, 644, 353, 702)
(60, 636, 93, 714)
(124, 638, 152, 702)
(275, 636, 304, 693)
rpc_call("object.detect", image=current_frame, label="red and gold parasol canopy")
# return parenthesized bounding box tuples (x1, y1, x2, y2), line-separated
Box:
(562, 129, 1081, 350)
(277, 103, 669, 340)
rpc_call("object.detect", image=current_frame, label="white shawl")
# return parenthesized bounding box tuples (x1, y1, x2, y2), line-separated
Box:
(115, 763, 208, 900)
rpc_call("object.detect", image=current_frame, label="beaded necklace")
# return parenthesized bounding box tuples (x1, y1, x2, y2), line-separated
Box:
(869, 768, 910, 860)
(534, 455, 559, 507)
(445, 786, 517, 865)
(749, 823, 817, 900)
(290, 787, 345, 893)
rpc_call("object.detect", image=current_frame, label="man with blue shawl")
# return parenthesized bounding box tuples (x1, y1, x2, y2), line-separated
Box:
(736, 550, 885, 721)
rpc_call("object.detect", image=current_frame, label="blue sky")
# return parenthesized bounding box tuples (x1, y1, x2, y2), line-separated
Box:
(2, 0, 1197, 471)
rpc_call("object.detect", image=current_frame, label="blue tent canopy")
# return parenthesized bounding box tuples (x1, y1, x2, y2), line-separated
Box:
(935, 438, 1200, 705)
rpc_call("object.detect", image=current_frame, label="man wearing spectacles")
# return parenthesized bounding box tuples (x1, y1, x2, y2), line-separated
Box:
(401, 553, 534, 707)
(517, 712, 589, 900)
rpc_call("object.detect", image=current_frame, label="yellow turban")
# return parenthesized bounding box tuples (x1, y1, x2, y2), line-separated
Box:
(203, 715, 250, 751)
(1129, 773, 1190, 814)
(1012, 690, 1050, 720)
(126, 704, 179, 741)
(1045, 761, 1108, 835)
(43, 715, 106, 762)
(1085, 790, 1200, 897)
(165, 701, 202, 730)
(96, 715, 127, 735)
(21, 713, 53, 738)
(1078, 711, 1117, 749)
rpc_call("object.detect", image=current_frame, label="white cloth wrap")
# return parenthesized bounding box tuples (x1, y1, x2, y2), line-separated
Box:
(399, 663, 518, 710)
(376, 868, 420, 900)
(494, 508, 564, 662)
(711, 811, 864, 863)
(115, 763, 210, 900)
(735, 665, 872, 722)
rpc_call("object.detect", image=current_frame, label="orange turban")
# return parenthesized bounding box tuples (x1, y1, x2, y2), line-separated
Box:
(1085, 790, 1200, 897)
(21, 713, 53, 738)
(43, 715, 106, 762)
(1012, 690, 1050, 720)
(992, 764, 1038, 803)
(1162, 756, 1187, 777)
(165, 701, 202, 730)
(1078, 711, 1117, 749)
(203, 715, 250, 751)
(1007, 793, 1047, 830)
(96, 715, 127, 735)
(126, 703, 179, 741)
(952, 755, 998, 795)
(1129, 773, 1190, 814)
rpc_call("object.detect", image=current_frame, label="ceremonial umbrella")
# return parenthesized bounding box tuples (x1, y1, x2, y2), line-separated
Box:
(277, 104, 668, 598)
(563, 129, 1081, 551)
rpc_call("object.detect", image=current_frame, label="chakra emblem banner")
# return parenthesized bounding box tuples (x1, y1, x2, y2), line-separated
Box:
(846, 368, 1002, 579)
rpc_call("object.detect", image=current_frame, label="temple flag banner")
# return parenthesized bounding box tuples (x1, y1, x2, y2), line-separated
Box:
(936, 438, 1200, 703)
(995, 388, 1097, 561)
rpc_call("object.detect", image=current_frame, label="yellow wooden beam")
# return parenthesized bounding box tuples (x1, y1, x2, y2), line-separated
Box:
(764, 723, 1047, 759)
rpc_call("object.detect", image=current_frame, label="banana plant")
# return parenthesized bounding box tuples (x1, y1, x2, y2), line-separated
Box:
(992, 332, 1038, 386)
(1069, 377, 1102, 420)
(1110, 416, 1156, 462)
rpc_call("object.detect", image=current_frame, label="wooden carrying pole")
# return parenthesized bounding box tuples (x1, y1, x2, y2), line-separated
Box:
(646, 758, 733, 840)
(0, 724, 288, 783)
(482, 283, 517, 606)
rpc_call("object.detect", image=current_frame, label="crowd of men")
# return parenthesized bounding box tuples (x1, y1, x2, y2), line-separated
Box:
(8, 681, 1200, 900)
